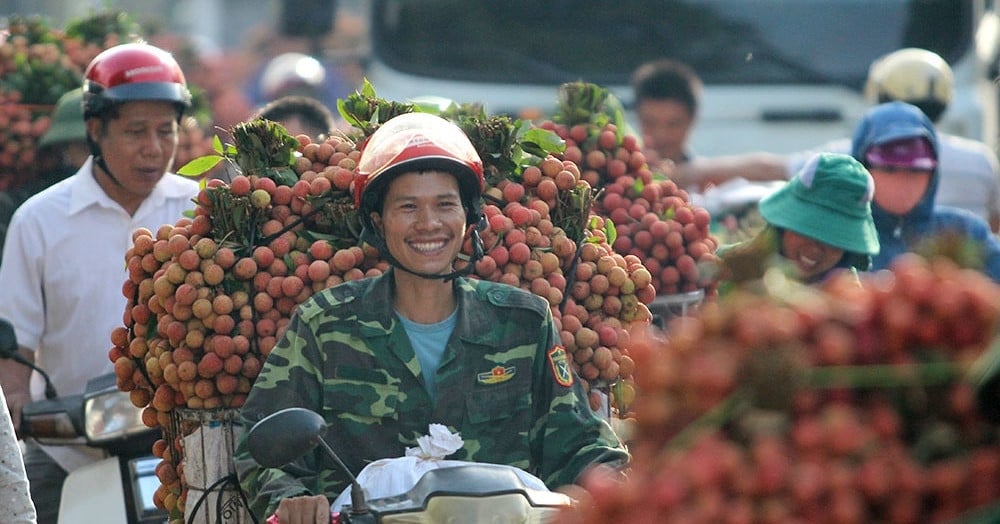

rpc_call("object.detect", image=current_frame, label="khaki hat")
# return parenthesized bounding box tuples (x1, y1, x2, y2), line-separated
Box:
(39, 88, 86, 149)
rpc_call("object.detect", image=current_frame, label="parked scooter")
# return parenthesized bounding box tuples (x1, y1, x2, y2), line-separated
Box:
(0, 318, 166, 524)
(246, 407, 574, 523)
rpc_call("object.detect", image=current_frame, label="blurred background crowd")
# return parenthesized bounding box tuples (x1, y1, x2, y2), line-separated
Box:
(0, 0, 368, 189)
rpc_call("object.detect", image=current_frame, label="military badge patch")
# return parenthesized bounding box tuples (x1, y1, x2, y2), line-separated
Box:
(547, 345, 574, 387)
(477, 365, 516, 384)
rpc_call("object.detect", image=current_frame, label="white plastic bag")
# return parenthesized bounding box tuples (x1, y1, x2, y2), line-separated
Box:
(331, 424, 548, 512)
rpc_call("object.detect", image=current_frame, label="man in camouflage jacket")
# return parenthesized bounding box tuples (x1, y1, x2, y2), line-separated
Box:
(233, 113, 628, 521)
(234, 270, 628, 518)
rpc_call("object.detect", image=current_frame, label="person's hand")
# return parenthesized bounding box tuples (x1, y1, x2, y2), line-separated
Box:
(273, 494, 330, 524)
(5, 390, 30, 439)
(673, 162, 709, 191)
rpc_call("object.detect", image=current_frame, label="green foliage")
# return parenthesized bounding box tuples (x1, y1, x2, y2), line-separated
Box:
(336, 79, 416, 137)
(63, 10, 139, 45)
(178, 121, 300, 187)
(553, 81, 635, 144)
(0, 16, 80, 105)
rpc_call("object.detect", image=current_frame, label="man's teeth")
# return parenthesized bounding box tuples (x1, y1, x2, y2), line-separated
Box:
(411, 241, 446, 252)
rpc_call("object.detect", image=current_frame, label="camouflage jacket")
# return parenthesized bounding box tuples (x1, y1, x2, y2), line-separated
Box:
(234, 270, 628, 518)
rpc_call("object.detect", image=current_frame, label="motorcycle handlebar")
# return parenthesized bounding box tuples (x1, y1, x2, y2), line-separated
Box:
(0, 318, 58, 399)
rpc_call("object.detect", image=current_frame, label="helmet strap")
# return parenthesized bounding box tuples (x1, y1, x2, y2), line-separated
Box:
(85, 120, 124, 189)
(93, 154, 125, 189)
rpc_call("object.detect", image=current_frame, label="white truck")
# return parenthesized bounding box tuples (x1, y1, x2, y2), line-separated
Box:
(361, 0, 1000, 156)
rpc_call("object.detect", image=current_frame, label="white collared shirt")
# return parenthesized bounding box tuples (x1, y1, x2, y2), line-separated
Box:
(0, 157, 199, 470)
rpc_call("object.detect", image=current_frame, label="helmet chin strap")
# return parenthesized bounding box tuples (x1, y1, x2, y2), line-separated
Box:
(93, 154, 125, 189)
(87, 130, 125, 189)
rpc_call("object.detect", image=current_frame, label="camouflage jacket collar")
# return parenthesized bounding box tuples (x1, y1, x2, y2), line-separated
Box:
(351, 270, 509, 348)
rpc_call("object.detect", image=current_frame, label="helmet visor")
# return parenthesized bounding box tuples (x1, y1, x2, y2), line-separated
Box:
(865, 137, 936, 171)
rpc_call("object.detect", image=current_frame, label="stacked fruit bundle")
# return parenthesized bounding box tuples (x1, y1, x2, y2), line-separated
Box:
(111, 83, 660, 519)
(558, 254, 1000, 523)
(110, 120, 378, 519)
(537, 82, 720, 298)
(452, 99, 658, 403)
(0, 12, 136, 189)
(476, 144, 654, 409)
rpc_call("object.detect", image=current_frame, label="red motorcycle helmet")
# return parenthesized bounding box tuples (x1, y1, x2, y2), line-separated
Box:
(83, 42, 192, 119)
(354, 112, 485, 228)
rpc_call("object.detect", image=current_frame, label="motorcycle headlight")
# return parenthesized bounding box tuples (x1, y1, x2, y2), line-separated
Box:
(380, 494, 564, 524)
(84, 389, 148, 444)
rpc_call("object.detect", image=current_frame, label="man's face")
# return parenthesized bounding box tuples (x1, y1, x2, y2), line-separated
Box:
(869, 166, 932, 216)
(174, 120, 206, 171)
(373, 171, 467, 276)
(636, 99, 694, 164)
(89, 100, 179, 199)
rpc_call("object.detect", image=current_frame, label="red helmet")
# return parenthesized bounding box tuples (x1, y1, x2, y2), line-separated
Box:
(354, 112, 485, 226)
(83, 43, 192, 119)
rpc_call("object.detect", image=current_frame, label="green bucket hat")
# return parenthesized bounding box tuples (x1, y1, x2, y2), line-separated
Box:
(38, 88, 87, 149)
(758, 152, 880, 256)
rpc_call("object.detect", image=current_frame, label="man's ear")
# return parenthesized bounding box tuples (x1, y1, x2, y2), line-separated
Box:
(371, 211, 383, 232)
(85, 118, 102, 141)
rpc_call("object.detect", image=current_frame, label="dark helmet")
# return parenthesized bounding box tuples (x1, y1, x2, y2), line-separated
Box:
(83, 43, 192, 119)
(354, 112, 485, 230)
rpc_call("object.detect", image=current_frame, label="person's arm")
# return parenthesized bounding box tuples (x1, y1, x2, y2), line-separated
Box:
(980, 144, 1000, 234)
(0, 206, 46, 435)
(970, 217, 1000, 283)
(673, 152, 791, 190)
(234, 312, 327, 520)
(530, 308, 629, 489)
(0, 385, 36, 523)
(0, 350, 33, 435)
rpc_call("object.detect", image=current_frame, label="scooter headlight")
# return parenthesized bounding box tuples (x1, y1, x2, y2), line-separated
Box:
(84, 389, 148, 444)
(380, 493, 565, 523)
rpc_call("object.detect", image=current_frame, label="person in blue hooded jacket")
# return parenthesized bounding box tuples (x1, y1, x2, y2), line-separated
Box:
(850, 101, 1000, 281)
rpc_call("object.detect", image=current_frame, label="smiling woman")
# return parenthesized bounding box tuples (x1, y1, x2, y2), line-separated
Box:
(716, 152, 880, 288)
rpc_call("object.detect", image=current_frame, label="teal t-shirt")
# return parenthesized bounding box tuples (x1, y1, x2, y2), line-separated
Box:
(396, 308, 457, 402)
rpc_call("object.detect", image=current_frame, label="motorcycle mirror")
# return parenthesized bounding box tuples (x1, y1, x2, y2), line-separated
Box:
(247, 407, 326, 468)
(247, 407, 371, 514)
(0, 317, 58, 399)
(0, 318, 18, 358)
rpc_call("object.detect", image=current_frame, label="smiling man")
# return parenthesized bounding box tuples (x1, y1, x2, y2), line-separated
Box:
(234, 112, 629, 523)
(0, 42, 200, 523)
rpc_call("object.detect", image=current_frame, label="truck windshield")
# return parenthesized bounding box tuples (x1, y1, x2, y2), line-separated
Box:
(371, 0, 972, 90)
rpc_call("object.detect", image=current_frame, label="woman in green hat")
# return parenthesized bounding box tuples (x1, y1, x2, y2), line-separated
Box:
(717, 152, 880, 287)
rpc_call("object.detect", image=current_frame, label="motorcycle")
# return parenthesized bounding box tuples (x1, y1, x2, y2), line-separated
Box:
(246, 407, 574, 523)
(0, 318, 166, 524)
